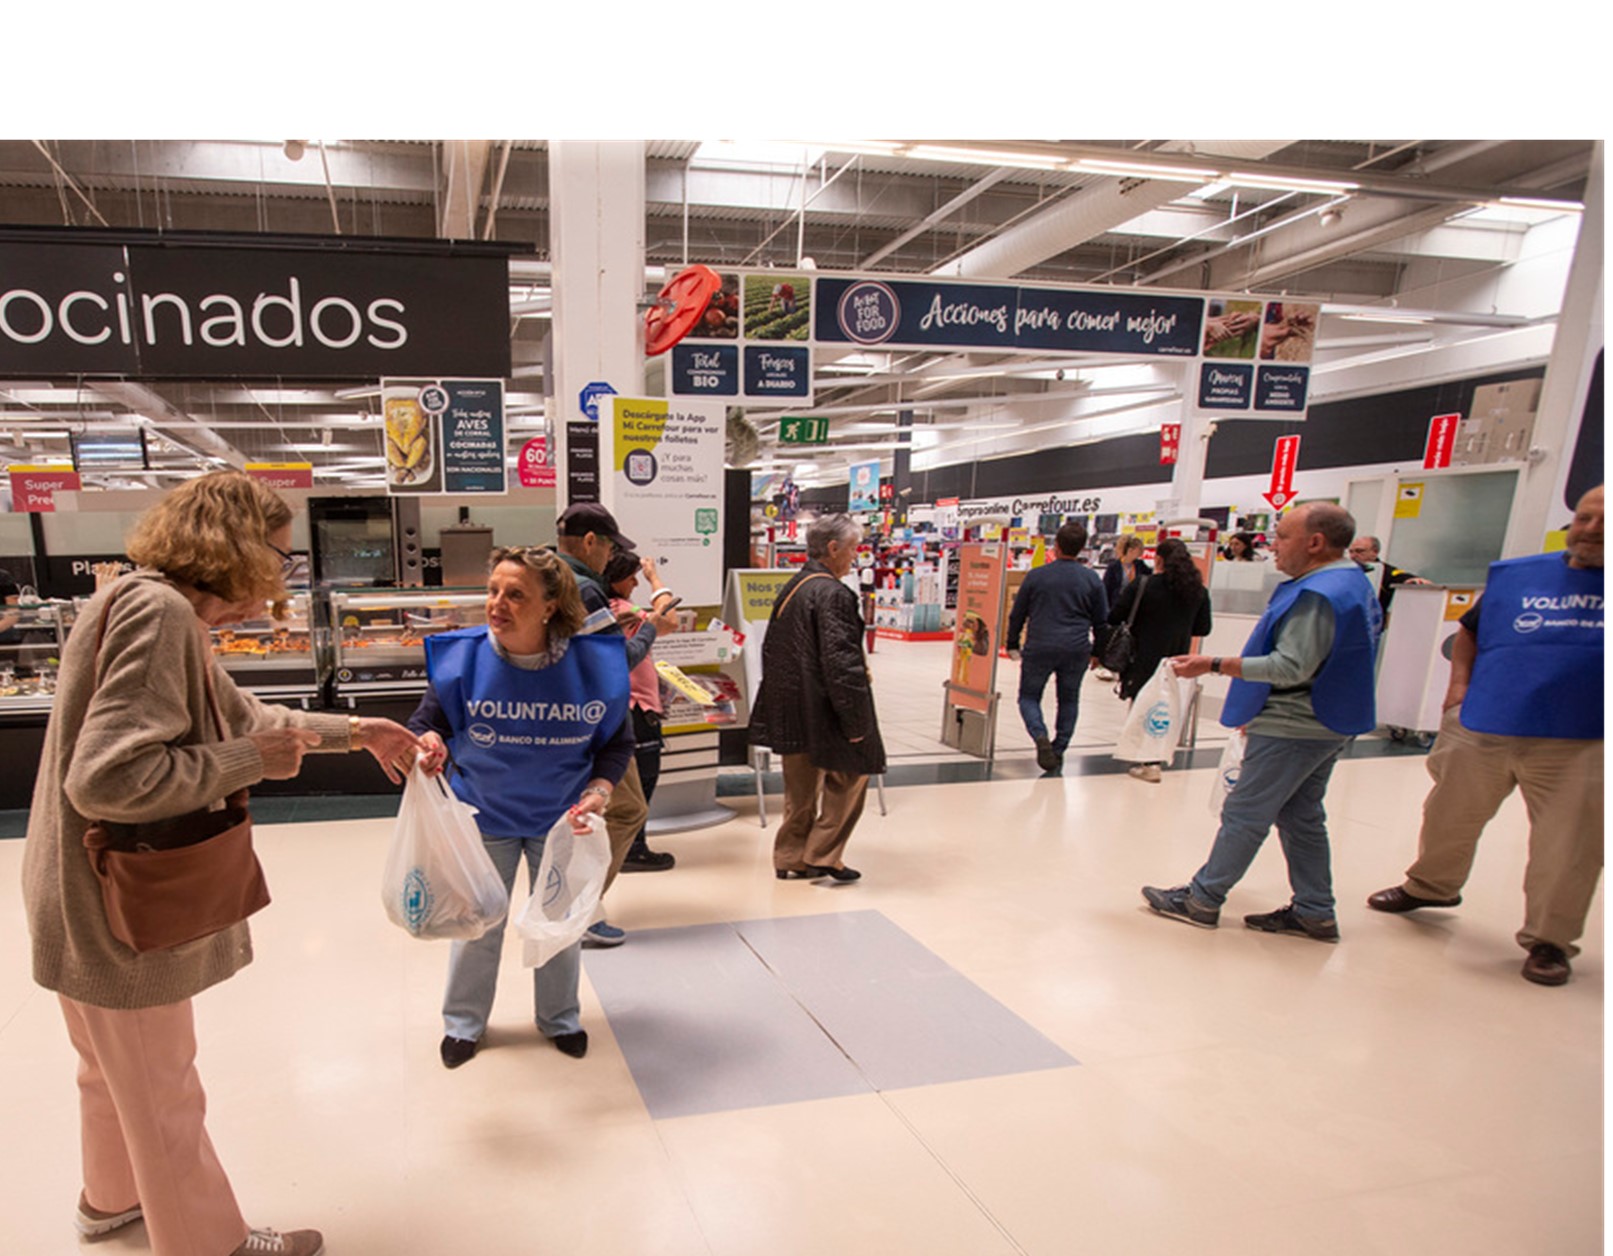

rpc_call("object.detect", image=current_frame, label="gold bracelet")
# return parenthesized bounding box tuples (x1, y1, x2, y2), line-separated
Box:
(349, 715, 366, 750)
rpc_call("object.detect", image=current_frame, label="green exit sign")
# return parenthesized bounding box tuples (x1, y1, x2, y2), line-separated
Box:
(778, 416, 829, 445)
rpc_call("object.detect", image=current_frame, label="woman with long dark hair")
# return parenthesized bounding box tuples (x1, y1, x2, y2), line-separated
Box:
(1108, 538, 1213, 782)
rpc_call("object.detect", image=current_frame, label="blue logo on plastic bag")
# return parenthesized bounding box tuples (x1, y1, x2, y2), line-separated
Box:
(402, 867, 433, 934)
(1145, 702, 1173, 736)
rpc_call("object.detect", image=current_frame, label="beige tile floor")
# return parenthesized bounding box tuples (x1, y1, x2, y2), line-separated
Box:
(0, 639, 1601, 1256)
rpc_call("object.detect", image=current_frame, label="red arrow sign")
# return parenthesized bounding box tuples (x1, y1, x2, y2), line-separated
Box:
(1424, 412, 1460, 469)
(1262, 435, 1300, 510)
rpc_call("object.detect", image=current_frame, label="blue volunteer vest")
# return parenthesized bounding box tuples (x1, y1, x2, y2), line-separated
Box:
(1461, 552, 1604, 739)
(423, 628, 630, 839)
(1220, 565, 1382, 734)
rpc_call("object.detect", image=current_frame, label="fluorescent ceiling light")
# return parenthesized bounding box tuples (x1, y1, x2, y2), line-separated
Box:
(693, 141, 825, 168)
(1338, 313, 1434, 325)
(1075, 158, 1219, 183)
(794, 139, 905, 156)
(907, 145, 1069, 171)
(1227, 171, 1360, 194)
(1497, 196, 1584, 213)
(20, 430, 70, 439)
(1187, 180, 1234, 200)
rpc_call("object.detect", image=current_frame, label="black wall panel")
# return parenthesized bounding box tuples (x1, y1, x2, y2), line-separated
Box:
(795, 365, 1551, 513)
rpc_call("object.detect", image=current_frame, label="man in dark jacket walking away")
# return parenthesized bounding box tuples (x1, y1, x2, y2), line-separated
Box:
(1006, 521, 1109, 773)
(750, 513, 886, 883)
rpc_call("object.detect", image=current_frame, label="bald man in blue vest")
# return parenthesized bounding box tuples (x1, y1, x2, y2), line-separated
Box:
(1368, 484, 1603, 986)
(1142, 501, 1382, 941)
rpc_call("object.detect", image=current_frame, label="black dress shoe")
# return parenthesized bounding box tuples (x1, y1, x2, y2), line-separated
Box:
(804, 864, 862, 882)
(776, 868, 817, 880)
(1034, 736, 1059, 773)
(551, 1030, 589, 1058)
(440, 1036, 479, 1069)
(621, 848, 676, 872)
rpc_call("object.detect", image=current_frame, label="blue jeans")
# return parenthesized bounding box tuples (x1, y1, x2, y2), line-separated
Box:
(442, 833, 581, 1041)
(1189, 732, 1350, 919)
(1017, 648, 1089, 753)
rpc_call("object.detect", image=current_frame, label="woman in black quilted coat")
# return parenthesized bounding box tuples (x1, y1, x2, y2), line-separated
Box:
(750, 514, 886, 882)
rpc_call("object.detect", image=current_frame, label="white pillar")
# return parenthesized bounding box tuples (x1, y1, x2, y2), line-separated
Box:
(1165, 363, 1208, 522)
(548, 140, 646, 506)
(1504, 141, 1603, 553)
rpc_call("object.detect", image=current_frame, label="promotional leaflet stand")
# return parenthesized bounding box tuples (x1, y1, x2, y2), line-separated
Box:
(645, 618, 745, 834)
(941, 542, 1009, 760)
(723, 569, 887, 827)
(1374, 583, 1481, 745)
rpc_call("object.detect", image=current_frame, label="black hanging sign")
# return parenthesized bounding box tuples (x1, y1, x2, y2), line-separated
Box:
(0, 230, 517, 379)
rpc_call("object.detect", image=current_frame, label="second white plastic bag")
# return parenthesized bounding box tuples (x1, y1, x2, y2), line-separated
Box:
(382, 764, 509, 941)
(515, 812, 611, 969)
(1208, 728, 1247, 816)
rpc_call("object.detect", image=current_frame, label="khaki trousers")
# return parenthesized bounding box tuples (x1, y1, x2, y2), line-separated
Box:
(59, 994, 249, 1256)
(601, 757, 650, 895)
(774, 753, 868, 871)
(1404, 706, 1604, 954)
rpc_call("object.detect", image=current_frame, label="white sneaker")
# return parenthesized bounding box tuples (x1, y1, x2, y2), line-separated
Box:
(232, 1227, 326, 1256)
(1126, 763, 1163, 783)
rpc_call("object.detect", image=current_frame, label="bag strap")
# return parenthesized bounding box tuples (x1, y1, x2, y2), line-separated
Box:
(774, 572, 832, 621)
(1121, 574, 1149, 630)
(93, 577, 226, 741)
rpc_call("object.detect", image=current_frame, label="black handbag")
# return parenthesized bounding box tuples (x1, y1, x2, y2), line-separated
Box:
(1100, 574, 1148, 674)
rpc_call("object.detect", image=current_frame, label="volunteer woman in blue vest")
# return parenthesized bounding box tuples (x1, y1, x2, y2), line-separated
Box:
(409, 547, 631, 1069)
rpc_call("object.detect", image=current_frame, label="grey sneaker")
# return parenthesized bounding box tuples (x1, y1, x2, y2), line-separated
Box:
(1142, 884, 1220, 928)
(231, 1228, 325, 1256)
(1244, 905, 1340, 943)
(74, 1192, 142, 1237)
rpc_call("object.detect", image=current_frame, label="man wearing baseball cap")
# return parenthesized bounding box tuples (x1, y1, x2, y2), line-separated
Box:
(553, 503, 680, 944)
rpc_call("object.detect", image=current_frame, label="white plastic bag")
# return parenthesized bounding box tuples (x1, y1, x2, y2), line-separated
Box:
(515, 812, 611, 969)
(382, 764, 509, 941)
(1114, 660, 1187, 763)
(1208, 729, 1247, 816)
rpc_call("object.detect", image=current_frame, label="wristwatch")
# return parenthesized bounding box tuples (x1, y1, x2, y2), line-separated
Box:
(1209, 658, 1222, 675)
(349, 715, 367, 749)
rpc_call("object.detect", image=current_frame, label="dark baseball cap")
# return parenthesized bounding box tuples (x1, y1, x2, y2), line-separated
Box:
(556, 502, 637, 551)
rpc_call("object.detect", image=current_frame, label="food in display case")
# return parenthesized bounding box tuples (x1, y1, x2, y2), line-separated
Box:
(328, 589, 487, 695)
(205, 594, 322, 701)
(0, 601, 71, 710)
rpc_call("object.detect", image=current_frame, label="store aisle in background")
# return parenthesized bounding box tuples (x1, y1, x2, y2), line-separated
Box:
(0, 747, 1600, 1256)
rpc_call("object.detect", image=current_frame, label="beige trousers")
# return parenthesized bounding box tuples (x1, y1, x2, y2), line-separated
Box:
(59, 994, 249, 1256)
(1403, 706, 1604, 954)
(774, 753, 868, 871)
(601, 757, 650, 895)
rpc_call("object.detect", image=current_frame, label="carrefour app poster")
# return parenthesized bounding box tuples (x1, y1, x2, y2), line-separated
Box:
(601, 396, 725, 606)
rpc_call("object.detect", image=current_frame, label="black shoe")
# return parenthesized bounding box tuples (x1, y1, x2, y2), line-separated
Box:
(1243, 904, 1340, 943)
(551, 1030, 589, 1058)
(621, 848, 676, 873)
(440, 1036, 479, 1069)
(804, 864, 862, 882)
(1034, 736, 1059, 773)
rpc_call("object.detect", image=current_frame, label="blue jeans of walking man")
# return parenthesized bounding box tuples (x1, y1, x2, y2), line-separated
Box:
(1191, 732, 1350, 919)
(1017, 647, 1089, 757)
(443, 832, 582, 1043)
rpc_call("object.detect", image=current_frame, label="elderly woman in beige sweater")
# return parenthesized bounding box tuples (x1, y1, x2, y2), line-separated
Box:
(22, 471, 421, 1256)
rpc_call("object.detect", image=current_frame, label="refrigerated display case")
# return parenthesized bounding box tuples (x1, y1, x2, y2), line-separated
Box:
(327, 588, 487, 699)
(206, 592, 322, 705)
(0, 601, 71, 715)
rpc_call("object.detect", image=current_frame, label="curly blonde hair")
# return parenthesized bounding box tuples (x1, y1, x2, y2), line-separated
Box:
(126, 471, 292, 603)
(489, 546, 587, 639)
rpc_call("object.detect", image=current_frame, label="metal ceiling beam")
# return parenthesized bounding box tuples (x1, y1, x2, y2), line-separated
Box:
(89, 381, 248, 468)
(935, 140, 1293, 279)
